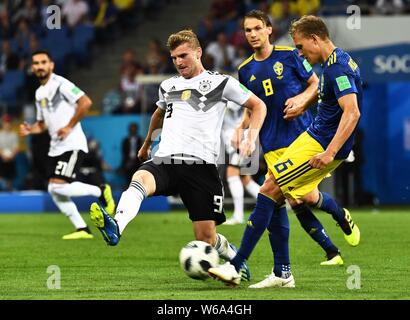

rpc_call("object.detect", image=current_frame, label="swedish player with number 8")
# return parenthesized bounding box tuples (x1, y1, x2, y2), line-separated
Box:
(209, 13, 361, 287)
(89, 30, 267, 278)
(19, 50, 115, 240)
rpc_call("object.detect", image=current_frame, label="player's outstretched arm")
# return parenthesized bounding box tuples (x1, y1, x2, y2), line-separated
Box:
(240, 93, 267, 157)
(309, 93, 360, 169)
(138, 107, 165, 161)
(57, 94, 92, 140)
(284, 73, 319, 120)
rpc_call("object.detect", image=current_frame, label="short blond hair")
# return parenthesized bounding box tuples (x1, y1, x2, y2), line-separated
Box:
(166, 29, 201, 51)
(289, 15, 329, 40)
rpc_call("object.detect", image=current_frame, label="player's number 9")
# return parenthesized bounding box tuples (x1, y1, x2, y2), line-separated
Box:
(262, 79, 274, 96)
(213, 195, 223, 214)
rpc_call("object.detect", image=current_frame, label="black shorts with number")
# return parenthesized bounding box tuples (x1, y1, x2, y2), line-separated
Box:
(47, 150, 86, 183)
(139, 156, 226, 225)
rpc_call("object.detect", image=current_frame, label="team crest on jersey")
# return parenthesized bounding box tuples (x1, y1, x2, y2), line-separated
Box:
(40, 98, 48, 108)
(273, 62, 284, 79)
(199, 80, 212, 92)
(181, 90, 191, 101)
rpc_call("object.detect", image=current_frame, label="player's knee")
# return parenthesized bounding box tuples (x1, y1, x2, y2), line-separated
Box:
(195, 231, 214, 245)
(240, 175, 251, 185)
(288, 197, 303, 208)
(259, 178, 281, 199)
(301, 189, 320, 206)
(131, 170, 155, 195)
(48, 182, 63, 196)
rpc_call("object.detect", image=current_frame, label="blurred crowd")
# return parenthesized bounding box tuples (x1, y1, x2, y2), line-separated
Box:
(0, 0, 406, 202)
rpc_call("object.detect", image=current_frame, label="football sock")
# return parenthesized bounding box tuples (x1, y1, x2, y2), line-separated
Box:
(48, 182, 101, 198)
(244, 179, 260, 199)
(50, 193, 87, 229)
(230, 193, 277, 272)
(214, 233, 236, 260)
(315, 191, 345, 224)
(77, 226, 92, 234)
(227, 176, 244, 221)
(267, 204, 291, 278)
(293, 204, 339, 255)
(115, 181, 147, 234)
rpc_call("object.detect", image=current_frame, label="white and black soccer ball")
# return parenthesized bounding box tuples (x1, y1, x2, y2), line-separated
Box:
(179, 240, 219, 280)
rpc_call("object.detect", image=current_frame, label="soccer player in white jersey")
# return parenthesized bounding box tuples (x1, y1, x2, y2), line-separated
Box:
(89, 29, 266, 280)
(19, 50, 115, 240)
(221, 101, 260, 225)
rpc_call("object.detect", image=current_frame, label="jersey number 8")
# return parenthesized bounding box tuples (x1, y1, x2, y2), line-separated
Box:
(262, 79, 274, 97)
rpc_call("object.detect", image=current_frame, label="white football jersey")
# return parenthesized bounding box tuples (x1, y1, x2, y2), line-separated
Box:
(155, 70, 252, 164)
(35, 73, 88, 157)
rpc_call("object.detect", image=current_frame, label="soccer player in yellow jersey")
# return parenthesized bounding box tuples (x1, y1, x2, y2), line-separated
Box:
(209, 14, 361, 287)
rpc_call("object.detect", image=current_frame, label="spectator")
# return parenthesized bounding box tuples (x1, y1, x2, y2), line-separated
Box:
(229, 18, 248, 49)
(197, 14, 221, 49)
(91, 0, 119, 43)
(14, 19, 33, 58)
(205, 32, 236, 73)
(0, 40, 22, 80)
(144, 38, 164, 73)
(120, 122, 143, 183)
(62, 0, 90, 28)
(0, 114, 19, 191)
(375, 0, 405, 14)
(0, 10, 13, 39)
(11, 0, 38, 26)
(115, 60, 143, 114)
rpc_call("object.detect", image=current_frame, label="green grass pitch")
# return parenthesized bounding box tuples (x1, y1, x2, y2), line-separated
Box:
(1, 209, 409, 300)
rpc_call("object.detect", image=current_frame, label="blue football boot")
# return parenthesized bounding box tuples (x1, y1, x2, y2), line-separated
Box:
(90, 202, 120, 246)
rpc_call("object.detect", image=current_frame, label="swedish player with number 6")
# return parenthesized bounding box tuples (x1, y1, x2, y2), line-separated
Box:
(89, 30, 267, 278)
(209, 13, 362, 287)
(19, 50, 115, 240)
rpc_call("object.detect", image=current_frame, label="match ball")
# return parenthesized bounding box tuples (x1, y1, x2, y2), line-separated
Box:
(179, 240, 219, 280)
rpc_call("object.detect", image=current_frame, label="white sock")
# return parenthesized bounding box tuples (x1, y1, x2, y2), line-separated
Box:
(115, 181, 147, 234)
(227, 176, 244, 221)
(244, 179, 260, 199)
(50, 193, 87, 229)
(49, 182, 101, 198)
(214, 233, 236, 260)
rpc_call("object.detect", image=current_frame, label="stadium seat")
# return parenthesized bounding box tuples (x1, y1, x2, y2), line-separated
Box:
(72, 24, 95, 65)
(0, 70, 26, 106)
(45, 27, 72, 74)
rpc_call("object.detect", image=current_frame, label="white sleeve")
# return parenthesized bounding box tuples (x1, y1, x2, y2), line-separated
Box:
(156, 84, 167, 110)
(35, 101, 43, 121)
(222, 76, 252, 106)
(60, 79, 85, 104)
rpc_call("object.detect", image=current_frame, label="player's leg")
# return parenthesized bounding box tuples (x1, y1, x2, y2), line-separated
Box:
(225, 165, 245, 225)
(288, 197, 343, 266)
(303, 188, 360, 247)
(48, 180, 94, 239)
(209, 175, 285, 286)
(48, 151, 115, 215)
(249, 203, 295, 288)
(46, 152, 93, 239)
(241, 175, 260, 199)
(179, 162, 248, 285)
(90, 160, 160, 246)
